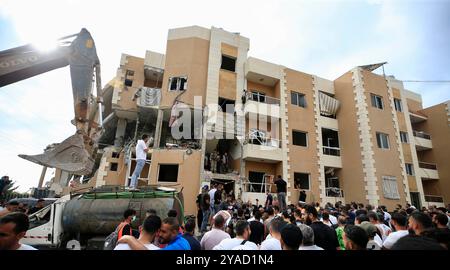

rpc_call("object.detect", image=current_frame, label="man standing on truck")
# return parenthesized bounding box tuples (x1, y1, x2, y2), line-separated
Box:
(0, 212, 37, 250)
(129, 134, 150, 190)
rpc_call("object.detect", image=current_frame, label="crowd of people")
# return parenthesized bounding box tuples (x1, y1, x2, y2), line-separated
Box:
(1, 186, 450, 250)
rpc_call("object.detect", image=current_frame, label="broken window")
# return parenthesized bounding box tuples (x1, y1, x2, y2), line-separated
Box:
(158, 164, 179, 182)
(168, 76, 188, 91)
(221, 55, 236, 72)
(125, 69, 134, 87)
(294, 172, 310, 190)
(112, 152, 120, 158)
(292, 130, 308, 147)
(371, 94, 384, 110)
(218, 97, 235, 114)
(110, 162, 118, 171)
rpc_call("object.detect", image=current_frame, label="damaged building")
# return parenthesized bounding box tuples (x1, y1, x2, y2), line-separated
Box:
(36, 25, 450, 215)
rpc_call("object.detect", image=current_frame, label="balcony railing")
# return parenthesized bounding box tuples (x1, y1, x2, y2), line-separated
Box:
(242, 181, 272, 193)
(413, 131, 431, 140)
(419, 162, 437, 170)
(246, 91, 280, 105)
(246, 132, 281, 148)
(323, 146, 341, 156)
(325, 187, 344, 197)
(425, 195, 444, 203)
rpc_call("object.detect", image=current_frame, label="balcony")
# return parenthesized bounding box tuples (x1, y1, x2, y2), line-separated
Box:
(245, 57, 282, 86)
(244, 92, 280, 118)
(413, 131, 432, 150)
(242, 132, 282, 162)
(418, 162, 439, 180)
(409, 110, 427, 124)
(424, 195, 445, 207)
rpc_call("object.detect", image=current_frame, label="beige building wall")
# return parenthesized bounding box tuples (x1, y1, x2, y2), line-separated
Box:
(161, 37, 210, 108)
(418, 103, 450, 204)
(334, 71, 368, 204)
(284, 68, 321, 204)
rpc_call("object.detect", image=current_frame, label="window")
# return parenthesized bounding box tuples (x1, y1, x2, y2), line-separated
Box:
(382, 176, 400, 199)
(218, 97, 235, 114)
(248, 171, 266, 193)
(158, 164, 179, 182)
(292, 130, 308, 147)
(251, 91, 266, 103)
(112, 152, 120, 158)
(294, 173, 310, 190)
(394, 98, 403, 112)
(405, 163, 414, 176)
(221, 55, 236, 72)
(168, 76, 188, 91)
(400, 131, 409, 143)
(110, 162, 118, 171)
(291, 91, 306, 108)
(371, 94, 384, 109)
(124, 69, 134, 87)
(376, 132, 390, 149)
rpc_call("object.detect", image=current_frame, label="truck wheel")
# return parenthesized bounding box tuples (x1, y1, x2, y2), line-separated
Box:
(66, 239, 81, 250)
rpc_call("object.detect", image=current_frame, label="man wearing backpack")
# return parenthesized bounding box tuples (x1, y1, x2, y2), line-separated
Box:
(104, 209, 136, 249)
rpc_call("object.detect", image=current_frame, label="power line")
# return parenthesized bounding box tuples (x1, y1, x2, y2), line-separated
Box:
(401, 80, 450, 83)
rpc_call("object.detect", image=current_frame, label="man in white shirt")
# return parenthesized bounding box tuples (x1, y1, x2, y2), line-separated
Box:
(115, 215, 161, 250)
(383, 213, 409, 249)
(0, 212, 37, 250)
(298, 224, 324, 250)
(260, 218, 286, 250)
(213, 220, 257, 250)
(208, 184, 217, 212)
(129, 134, 151, 190)
(201, 215, 230, 250)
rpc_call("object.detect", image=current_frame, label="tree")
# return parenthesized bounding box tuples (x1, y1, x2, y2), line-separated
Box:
(0, 176, 20, 201)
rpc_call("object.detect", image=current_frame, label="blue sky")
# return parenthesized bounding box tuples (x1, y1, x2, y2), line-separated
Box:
(0, 0, 449, 192)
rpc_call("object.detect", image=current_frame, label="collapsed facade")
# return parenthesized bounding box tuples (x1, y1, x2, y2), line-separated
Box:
(37, 26, 450, 215)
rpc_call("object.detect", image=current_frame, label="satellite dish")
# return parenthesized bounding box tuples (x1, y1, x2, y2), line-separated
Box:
(186, 148, 193, 155)
(66, 239, 81, 250)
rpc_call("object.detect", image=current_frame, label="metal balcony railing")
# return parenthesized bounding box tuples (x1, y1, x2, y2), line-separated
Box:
(323, 146, 341, 156)
(325, 187, 344, 197)
(413, 130, 431, 140)
(419, 162, 437, 170)
(246, 91, 280, 105)
(424, 195, 444, 203)
(242, 182, 272, 193)
(246, 131, 281, 148)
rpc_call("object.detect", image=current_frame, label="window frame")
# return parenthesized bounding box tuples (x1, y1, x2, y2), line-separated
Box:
(157, 164, 179, 183)
(376, 132, 390, 149)
(291, 91, 306, 108)
(220, 54, 236, 72)
(292, 130, 308, 147)
(370, 93, 384, 110)
(394, 98, 403, 112)
(405, 163, 415, 176)
(168, 76, 188, 91)
(294, 172, 310, 190)
(400, 131, 409, 143)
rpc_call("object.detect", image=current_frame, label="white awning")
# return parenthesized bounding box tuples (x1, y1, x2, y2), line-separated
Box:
(319, 92, 340, 116)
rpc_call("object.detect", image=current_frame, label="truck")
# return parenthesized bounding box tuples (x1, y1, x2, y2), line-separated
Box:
(20, 185, 184, 250)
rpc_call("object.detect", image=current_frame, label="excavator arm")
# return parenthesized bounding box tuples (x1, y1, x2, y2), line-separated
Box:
(0, 28, 103, 175)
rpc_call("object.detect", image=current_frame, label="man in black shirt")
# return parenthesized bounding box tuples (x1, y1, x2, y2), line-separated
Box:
(28, 199, 45, 215)
(299, 190, 307, 203)
(249, 211, 264, 245)
(182, 218, 201, 250)
(274, 175, 287, 211)
(200, 190, 211, 233)
(305, 205, 340, 250)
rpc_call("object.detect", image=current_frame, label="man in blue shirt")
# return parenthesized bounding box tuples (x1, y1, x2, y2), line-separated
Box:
(117, 217, 190, 250)
(182, 218, 201, 250)
(160, 217, 191, 250)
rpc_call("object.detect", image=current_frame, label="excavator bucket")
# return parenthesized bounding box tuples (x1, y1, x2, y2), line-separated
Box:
(18, 133, 94, 176)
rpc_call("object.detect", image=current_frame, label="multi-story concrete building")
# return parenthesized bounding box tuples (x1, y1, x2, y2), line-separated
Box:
(41, 26, 449, 215)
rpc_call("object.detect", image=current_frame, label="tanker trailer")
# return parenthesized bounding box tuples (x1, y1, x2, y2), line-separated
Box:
(20, 186, 184, 250)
